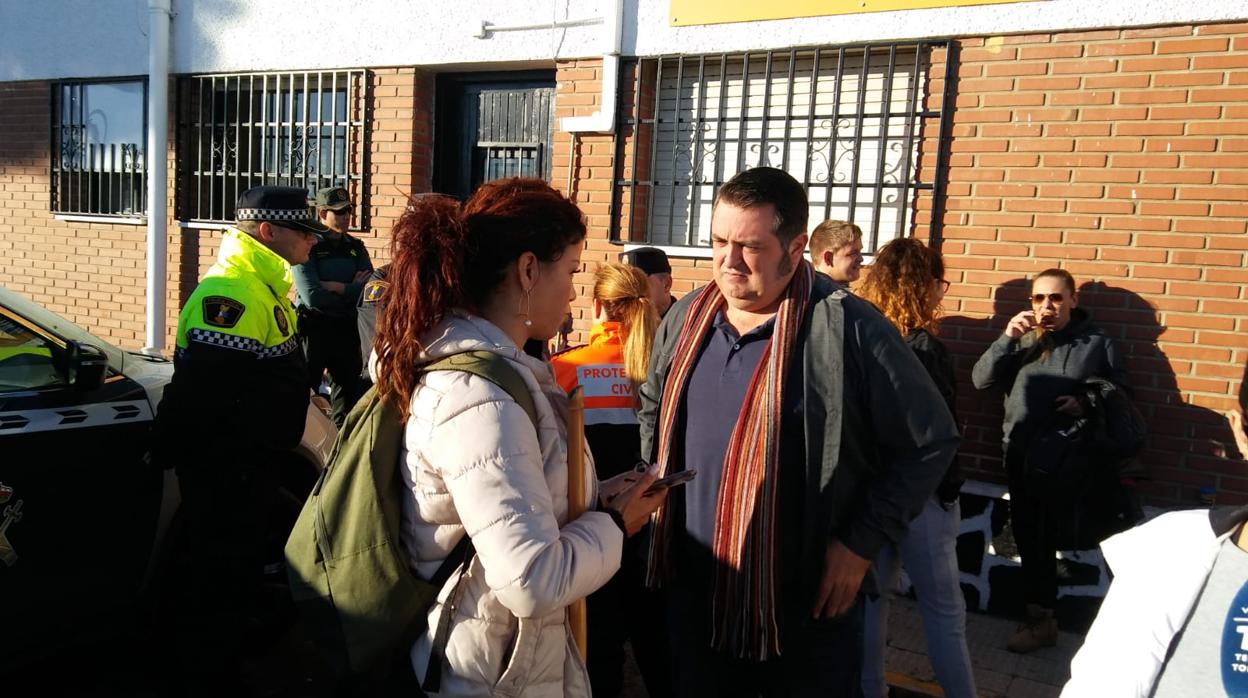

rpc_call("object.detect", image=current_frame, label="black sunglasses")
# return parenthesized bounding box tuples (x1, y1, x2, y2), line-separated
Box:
(1031, 293, 1065, 305)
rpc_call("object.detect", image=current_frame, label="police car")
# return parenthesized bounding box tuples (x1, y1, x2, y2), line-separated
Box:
(0, 285, 336, 667)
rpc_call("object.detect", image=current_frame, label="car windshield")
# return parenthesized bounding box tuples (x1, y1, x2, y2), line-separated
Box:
(0, 286, 127, 372)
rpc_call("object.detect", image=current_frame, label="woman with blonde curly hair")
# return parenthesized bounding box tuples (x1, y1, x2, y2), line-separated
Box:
(552, 262, 670, 698)
(856, 237, 976, 698)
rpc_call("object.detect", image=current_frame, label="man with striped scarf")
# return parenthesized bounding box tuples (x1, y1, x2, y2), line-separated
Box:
(638, 167, 960, 696)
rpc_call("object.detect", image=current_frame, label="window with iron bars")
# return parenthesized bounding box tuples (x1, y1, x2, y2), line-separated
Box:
(177, 70, 369, 228)
(611, 42, 955, 253)
(51, 79, 147, 217)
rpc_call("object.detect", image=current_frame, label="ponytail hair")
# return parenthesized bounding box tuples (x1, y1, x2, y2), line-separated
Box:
(374, 179, 587, 418)
(593, 262, 658, 384)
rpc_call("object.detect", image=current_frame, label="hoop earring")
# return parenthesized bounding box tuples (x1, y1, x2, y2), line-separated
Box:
(519, 290, 533, 327)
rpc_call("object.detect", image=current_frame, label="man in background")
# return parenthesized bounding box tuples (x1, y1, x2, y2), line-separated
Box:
(294, 186, 372, 424)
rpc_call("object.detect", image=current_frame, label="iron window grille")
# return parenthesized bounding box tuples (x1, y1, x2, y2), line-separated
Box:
(51, 79, 148, 217)
(177, 70, 369, 228)
(611, 41, 956, 252)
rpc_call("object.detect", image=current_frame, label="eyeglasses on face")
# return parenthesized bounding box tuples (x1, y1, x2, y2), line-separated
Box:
(938, 279, 951, 294)
(1031, 293, 1065, 305)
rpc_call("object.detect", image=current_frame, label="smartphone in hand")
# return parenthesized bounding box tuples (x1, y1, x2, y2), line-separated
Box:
(645, 469, 697, 495)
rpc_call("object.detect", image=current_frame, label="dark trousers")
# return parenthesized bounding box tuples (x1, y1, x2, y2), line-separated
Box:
(665, 571, 865, 698)
(303, 317, 364, 426)
(171, 456, 288, 693)
(1005, 443, 1058, 610)
(587, 535, 673, 698)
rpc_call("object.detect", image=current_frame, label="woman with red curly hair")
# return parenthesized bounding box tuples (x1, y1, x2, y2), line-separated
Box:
(855, 237, 975, 698)
(371, 179, 667, 696)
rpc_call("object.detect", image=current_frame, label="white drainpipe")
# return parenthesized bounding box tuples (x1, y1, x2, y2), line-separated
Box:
(560, 0, 625, 134)
(144, 0, 173, 355)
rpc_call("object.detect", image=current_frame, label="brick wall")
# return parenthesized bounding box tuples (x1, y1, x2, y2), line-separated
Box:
(560, 22, 1248, 507)
(936, 23, 1248, 506)
(0, 80, 176, 349)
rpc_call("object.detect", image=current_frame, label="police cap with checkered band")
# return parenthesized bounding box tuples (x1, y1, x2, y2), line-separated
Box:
(235, 185, 328, 235)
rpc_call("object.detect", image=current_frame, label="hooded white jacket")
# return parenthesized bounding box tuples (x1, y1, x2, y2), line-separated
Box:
(397, 311, 623, 697)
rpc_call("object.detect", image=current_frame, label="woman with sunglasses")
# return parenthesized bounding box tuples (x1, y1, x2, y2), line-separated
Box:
(972, 268, 1129, 653)
(856, 237, 976, 698)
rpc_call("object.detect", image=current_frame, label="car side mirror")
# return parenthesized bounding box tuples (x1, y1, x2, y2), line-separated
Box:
(66, 341, 108, 391)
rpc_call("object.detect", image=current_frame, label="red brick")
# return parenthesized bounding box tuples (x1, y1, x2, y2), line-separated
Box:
(1051, 58, 1119, 74)
(1150, 105, 1222, 120)
(1073, 169, 1141, 186)
(1116, 122, 1185, 136)
(1156, 37, 1231, 54)
(1120, 56, 1192, 72)
(1017, 76, 1082, 91)
(1048, 90, 1115, 106)
(1004, 199, 1067, 213)
(1119, 89, 1191, 105)
(1137, 234, 1208, 249)
(1054, 29, 1121, 43)
(1018, 44, 1083, 60)
(1007, 168, 1074, 182)
(1030, 213, 1102, 229)
(1183, 220, 1248, 236)
(1041, 154, 1108, 167)
(1103, 217, 1172, 231)
(981, 93, 1047, 107)
(1153, 72, 1227, 87)
(1048, 123, 1113, 137)
(1124, 26, 1193, 39)
(1038, 184, 1104, 198)
(1192, 54, 1248, 70)
(1139, 201, 1211, 217)
(1191, 88, 1248, 103)
(984, 62, 1050, 77)
(1082, 107, 1149, 121)
(1076, 138, 1145, 152)
(1012, 138, 1076, 152)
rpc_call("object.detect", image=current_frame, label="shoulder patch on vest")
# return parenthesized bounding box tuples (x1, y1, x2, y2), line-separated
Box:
(362, 280, 389, 304)
(274, 305, 290, 336)
(202, 296, 245, 328)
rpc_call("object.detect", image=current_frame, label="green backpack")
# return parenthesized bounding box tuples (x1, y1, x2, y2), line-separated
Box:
(285, 350, 538, 689)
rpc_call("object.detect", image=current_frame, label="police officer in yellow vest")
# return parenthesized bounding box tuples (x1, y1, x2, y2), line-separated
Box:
(153, 185, 321, 693)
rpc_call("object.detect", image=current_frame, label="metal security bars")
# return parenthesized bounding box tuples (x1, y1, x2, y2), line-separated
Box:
(611, 41, 955, 252)
(51, 80, 148, 216)
(178, 70, 369, 227)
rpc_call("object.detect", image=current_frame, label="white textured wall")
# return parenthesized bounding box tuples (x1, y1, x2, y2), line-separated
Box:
(626, 0, 1248, 55)
(2, 0, 1246, 82)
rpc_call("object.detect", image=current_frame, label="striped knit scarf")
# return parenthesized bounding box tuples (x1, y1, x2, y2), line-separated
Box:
(646, 260, 814, 661)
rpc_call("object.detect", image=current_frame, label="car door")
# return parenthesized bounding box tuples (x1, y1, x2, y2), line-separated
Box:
(0, 308, 161, 663)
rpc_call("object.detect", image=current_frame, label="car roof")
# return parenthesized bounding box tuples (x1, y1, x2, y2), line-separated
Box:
(0, 285, 127, 370)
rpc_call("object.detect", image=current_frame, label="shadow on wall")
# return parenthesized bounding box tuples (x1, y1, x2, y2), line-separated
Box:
(943, 277, 1242, 507)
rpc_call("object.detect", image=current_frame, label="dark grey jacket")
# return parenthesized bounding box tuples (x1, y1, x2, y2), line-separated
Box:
(638, 274, 960, 599)
(971, 308, 1128, 447)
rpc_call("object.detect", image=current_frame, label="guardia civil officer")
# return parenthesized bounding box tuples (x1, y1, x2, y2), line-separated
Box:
(153, 186, 321, 694)
(294, 186, 373, 425)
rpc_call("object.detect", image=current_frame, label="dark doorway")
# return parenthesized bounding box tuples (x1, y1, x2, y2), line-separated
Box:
(434, 71, 556, 199)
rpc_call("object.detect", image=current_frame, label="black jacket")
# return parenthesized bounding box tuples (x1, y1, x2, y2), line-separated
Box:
(638, 274, 960, 607)
(906, 329, 965, 504)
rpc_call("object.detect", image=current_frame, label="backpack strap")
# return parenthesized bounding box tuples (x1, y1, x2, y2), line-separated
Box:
(424, 350, 539, 430)
(418, 350, 539, 693)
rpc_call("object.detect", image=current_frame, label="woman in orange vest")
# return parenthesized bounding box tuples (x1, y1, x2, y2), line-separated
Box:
(552, 262, 671, 698)
(553, 262, 658, 479)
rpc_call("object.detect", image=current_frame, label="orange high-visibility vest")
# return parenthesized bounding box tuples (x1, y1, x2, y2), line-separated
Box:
(552, 322, 638, 427)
